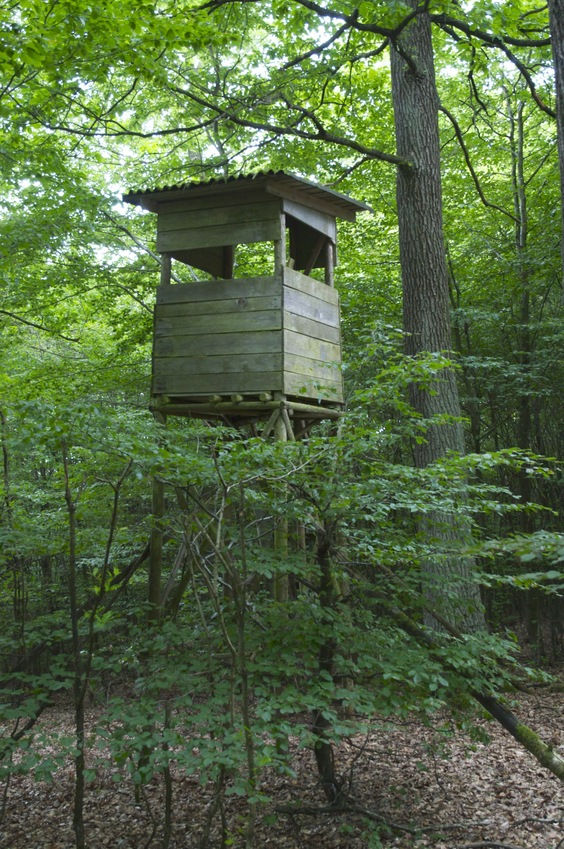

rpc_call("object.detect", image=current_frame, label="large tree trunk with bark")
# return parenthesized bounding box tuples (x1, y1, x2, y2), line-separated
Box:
(548, 0, 564, 292)
(389, 4, 484, 631)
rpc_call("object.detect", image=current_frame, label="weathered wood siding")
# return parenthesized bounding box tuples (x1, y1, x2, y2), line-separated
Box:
(156, 195, 282, 253)
(152, 276, 283, 396)
(151, 269, 343, 403)
(281, 267, 343, 402)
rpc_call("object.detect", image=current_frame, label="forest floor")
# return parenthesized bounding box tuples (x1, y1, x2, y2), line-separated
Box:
(1, 687, 563, 849)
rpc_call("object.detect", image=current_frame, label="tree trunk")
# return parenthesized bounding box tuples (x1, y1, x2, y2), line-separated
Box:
(312, 523, 340, 805)
(389, 4, 484, 631)
(149, 411, 166, 620)
(548, 0, 564, 293)
(507, 97, 534, 534)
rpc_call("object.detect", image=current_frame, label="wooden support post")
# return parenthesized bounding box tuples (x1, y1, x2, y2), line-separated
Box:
(273, 402, 289, 603)
(280, 407, 295, 441)
(149, 411, 166, 619)
(222, 245, 235, 279)
(274, 214, 286, 275)
(324, 240, 335, 287)
(160, 253, 172, 286)
(304, 234, 327, 276)
(262, 407, 282, 439)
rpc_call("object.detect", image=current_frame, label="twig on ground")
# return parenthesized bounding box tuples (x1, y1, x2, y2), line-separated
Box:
(451, 842, 527, 849)
(274, 802, 416, 835)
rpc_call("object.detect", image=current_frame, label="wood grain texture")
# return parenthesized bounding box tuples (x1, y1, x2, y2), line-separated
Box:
(157, 295, 281, 318)
(284, 352, 341, 382)
(151, 271, 343, 403)
(157, 200, 280, 232)
(283, 329, 340, 363)
(283, 267, 340, 304)
(153, 352, 283, 377)
(155, 310, 282, 336)
(152, 371, 284, 395)
(284, 288, 339, 326)
(282, 199, 336, 240)
(156, 278, 281, 304)
(156, 218, 281, 252)
(283, 312, 340, 344)
(155, 189, 266, 215)
(154, 330, 282, 357)
(283, 371, 343, 400)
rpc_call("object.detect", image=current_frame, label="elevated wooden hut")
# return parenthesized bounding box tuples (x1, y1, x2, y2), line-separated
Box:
(124, 171, 367, 430)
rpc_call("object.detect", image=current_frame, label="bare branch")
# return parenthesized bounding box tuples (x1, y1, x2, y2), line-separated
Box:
(101, 210, 187, 287)
(347, 39, 390, 64)
(439, 104, 518, 222)
(468, 60, 491, 116)
(170, 84, 411, 167)
(16, 93, 222, 139)
(282, 12, 358, 69)
(0, 309, 80, 342)
(203, 0, 428, 41)
(431, 14, 554, 118)
(451, 843, 527, 849)
(431, 12, 551, 47)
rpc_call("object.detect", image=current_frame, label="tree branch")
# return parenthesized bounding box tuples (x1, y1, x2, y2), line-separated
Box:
(430, 13, 551, 47)
(347, 39, 390, 64)
(0, 309, 80, 342)
(439, 105, 518, 222)
(204, 0, 428, 39)
(390, 602, 564, 783)
(432, 16, 555, 118)
(102, 210, 187, 287)
(170, 84, 411, 167)
(451, 843, 527, 849)
(282, 11, 358, 69)
(20, 97, 221, 139)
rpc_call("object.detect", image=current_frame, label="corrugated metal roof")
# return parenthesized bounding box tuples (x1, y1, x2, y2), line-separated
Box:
(123, 169, 369, 221)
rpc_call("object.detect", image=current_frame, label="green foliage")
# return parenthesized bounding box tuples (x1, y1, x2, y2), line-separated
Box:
(0, 0, 562, 839)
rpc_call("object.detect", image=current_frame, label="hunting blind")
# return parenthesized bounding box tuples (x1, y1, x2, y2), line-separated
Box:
(124, 171, 367, 431)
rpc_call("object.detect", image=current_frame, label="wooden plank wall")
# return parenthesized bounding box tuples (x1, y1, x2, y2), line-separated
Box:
(282, 267, 343, 403)
(151, 269, 343, 403)
(152, 277, 284, 396)
(156, 194, 282, 253)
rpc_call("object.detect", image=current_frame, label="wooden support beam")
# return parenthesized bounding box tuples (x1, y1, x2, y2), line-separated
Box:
(151, 399, 342, 419)
(274, 214, 286, 275)
(281, 407, 295, 441)
(160, 254, 172, 286)
(262, 408, 282, 439)
(285, 400, 341, 418)
(273, 403, 289, 603)
(149, 410, 166, 620)
(324, 240, 335, 287)
(222, 245, 235, 279)
(304, 234, 327, 276)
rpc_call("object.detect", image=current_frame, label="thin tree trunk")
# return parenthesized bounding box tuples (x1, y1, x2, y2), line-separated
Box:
(312, 522, 340, 805)
(507, 96, 534, 534)
(389, 4, 484, 631)
(548, 0, 564, 293)
(62, 442, 85, 849)
(273, 411, 289, 603)
(149, 411, 166, 619)
(390, 600, 564, 783)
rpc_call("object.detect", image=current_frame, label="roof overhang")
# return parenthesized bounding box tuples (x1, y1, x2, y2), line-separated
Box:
(123, 170, 370, 222)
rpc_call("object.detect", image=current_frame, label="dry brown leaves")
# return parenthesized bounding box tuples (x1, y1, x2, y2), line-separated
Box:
(1, 691, 563, 849)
